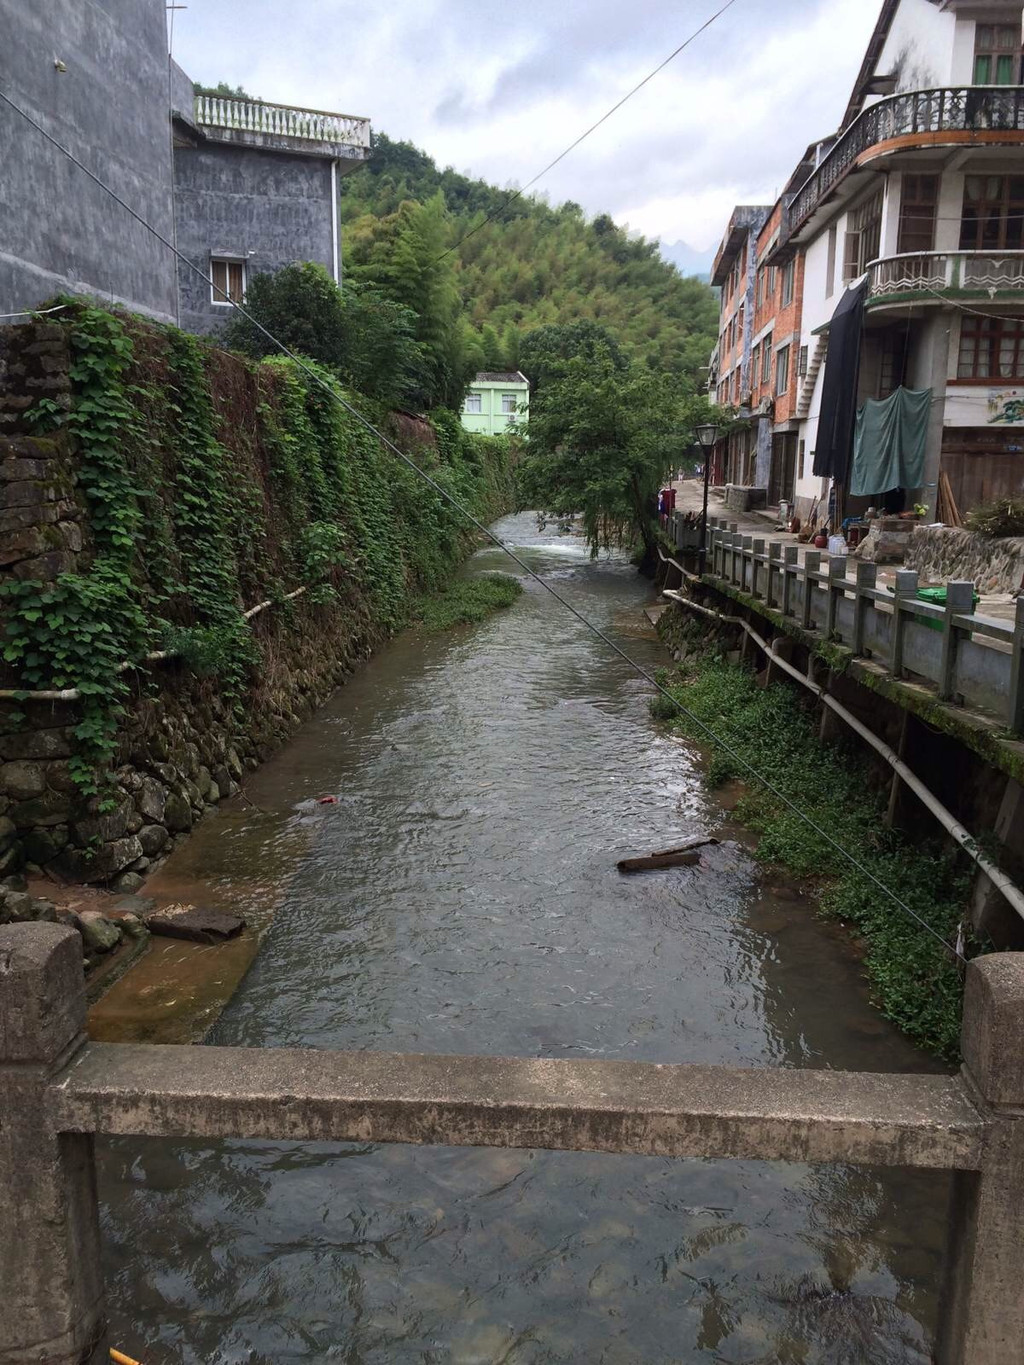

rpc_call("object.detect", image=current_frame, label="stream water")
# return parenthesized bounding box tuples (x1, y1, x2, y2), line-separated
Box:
(98, 512, 950, 1364)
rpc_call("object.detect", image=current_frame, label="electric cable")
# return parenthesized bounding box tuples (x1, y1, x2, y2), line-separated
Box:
(0, 83, 966, 962)
(431, 0, 740, 265)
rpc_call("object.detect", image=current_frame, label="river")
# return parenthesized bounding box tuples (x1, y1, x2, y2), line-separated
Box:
(98, 512, 949, 1364)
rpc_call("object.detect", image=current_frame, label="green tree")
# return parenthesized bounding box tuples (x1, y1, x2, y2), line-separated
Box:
(222, 262, 424, 408)
(518, 345, 716, 568)
(519, 320, 626, 393)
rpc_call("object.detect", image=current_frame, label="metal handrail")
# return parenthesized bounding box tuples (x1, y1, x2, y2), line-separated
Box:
(788, 86, 1024, 237)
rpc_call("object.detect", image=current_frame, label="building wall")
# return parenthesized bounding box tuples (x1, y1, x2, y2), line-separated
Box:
(870, 0, 958, 96)
(173, 144, 337, 335)
(460, 382, 529, 437)
(0, 0, 178, 322)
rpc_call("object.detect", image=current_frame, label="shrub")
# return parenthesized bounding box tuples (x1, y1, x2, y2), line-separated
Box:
(965, 497, 1024, 538)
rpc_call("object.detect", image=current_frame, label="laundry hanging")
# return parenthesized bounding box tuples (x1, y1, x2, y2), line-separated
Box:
(812, 279, 868, 484)
(849, 385, 932, 497)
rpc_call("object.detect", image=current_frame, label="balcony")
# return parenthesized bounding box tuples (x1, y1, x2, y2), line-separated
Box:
(866, 250, 1024, 307)
(787, 87, 1024, 242)
(193, 94, 372, 158)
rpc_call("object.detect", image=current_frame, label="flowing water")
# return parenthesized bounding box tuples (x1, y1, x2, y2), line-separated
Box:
(98, 513, 950, 1364)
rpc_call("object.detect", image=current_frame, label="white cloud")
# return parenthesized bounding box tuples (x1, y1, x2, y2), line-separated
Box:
(171, 0, 882, 248)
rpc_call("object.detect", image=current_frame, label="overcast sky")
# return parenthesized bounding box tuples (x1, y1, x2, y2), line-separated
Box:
(170, 0, 880, 254)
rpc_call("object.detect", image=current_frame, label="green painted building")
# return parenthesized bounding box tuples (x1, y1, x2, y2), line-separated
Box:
(461, 371, 529, 436)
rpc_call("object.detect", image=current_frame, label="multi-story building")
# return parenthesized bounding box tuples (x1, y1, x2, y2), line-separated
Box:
(0, 1, 371, 333)
(461, 372, 530, 436)
(711, 0, 1024, 524)
(709, 206, 770, 487)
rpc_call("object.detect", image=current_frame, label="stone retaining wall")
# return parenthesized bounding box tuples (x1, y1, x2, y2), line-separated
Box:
(906, 526, 1024, 593)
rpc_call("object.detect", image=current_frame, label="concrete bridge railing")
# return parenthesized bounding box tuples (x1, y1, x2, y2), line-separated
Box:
(3, 922, 1024, 1363)
(667, 517, 1024, 734)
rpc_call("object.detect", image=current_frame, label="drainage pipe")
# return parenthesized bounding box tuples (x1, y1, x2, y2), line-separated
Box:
(663, 589, 1024, 925)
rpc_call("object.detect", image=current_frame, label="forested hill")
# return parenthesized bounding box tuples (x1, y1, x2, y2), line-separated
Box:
(339, 133, 718, 385)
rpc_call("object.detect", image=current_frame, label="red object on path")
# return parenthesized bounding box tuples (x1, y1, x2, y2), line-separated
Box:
(318, 795, 338, 805)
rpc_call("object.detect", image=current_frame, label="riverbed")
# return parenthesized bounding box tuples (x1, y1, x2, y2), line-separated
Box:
(97, 512, 949, 1363)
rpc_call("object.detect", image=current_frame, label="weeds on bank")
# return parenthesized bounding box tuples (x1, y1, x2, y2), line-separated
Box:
(411, 574, 523, 632)
(651, 629, 972, 1060)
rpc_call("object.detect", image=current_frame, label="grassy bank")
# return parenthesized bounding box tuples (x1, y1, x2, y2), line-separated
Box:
(654, 611, 973, 1061)
(411, 573, 523, 631)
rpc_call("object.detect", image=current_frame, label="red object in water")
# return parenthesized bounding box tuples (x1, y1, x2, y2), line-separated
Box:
(318, 795, 338, 805)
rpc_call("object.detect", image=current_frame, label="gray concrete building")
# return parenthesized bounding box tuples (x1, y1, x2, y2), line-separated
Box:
(0, 0, 179, 322)
(0, 2, 372, 332)
(172, 79, 371, 335)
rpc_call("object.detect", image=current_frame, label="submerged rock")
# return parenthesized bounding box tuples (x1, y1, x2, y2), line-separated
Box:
(146, 902, 246, 944)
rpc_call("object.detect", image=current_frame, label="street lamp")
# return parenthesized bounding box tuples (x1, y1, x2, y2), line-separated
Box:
(695, 422, 720, 575)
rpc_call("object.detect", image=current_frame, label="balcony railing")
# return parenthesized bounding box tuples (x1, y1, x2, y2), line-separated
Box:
(789, 87, 1024, 237)
(194, 94, 371, 149)
(868, 250, 1024, 302)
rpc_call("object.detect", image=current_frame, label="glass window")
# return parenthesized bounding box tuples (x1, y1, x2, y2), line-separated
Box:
(960, 176, 1024, 251)
(464, 392, 482, 414)
(775, 345, 791, 396)
(501, 393, 518, 414)
(974, 25, 1022, 86)
(897, 173, 940, 255)
(957, 317, 1024, 380)
(844, 189, 884, 281)
(781, 261, 795, 308)
(211, 257, 245, 306)
(761, 337, 773, 385)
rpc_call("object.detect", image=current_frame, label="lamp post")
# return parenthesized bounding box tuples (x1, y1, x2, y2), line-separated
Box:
(695, 421, 720, 575)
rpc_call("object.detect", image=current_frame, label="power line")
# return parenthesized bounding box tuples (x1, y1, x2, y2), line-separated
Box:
(0, 83, 965, 963)
(432, 0, 741, 266)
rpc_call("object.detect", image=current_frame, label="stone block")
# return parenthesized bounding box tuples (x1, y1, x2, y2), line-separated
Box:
(55, 835, 143, 884)
(10, 790, 71, 829)
(0, 815, 16, 851)
(137, 824, 169, 857)
(71, 797, 133, 846)
(0, 922, 85, 1062)
(135, 775, 168, 823)
(0, 759, 47, 801)
(73, 910, 121, 954)
(146, 903, 245, 943)
(0, 458, 49, 482)
(0, 729, 73, 761)
(21, 826, 68, 865)
(0, 479, 57, 508)
(962, 953, 1024, 1107)
(12, 549, 76, 580)
(164, 792, 193, 832)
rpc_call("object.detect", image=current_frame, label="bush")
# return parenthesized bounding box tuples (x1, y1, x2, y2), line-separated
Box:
(411, 574, 522, 630)
(965, 497, 1024, 538)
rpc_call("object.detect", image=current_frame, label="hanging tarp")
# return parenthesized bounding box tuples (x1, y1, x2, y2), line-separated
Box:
(850, 385, 932, 496)
(812, 279, 868, 484)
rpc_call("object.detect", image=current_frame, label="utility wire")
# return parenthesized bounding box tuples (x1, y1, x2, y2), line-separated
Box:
(0, 83, 965, 963)
(432, 0, 741, 265)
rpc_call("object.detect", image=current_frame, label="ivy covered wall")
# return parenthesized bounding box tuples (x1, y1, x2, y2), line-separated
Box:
(0, 303, 515, 885)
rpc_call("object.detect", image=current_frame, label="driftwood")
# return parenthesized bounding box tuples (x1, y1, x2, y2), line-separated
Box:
(616, 837, 719, 874)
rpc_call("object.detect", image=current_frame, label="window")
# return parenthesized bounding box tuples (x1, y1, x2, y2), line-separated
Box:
(957, 316, 1024, 381)
(799, 439, 807, 478)
(464, 392, 482, 414)
(960, 176, 1024, 251)
(211, 257, 245, 306)
(761, 337, 773, 385)
(798, 345, 809, 379)
(974, 24, 1022, 86)
(751, 343, 761, 388)
(781, 260, 795, 308)
(898, 173, 940, 254)
(844, 189, 883, 281)
(501, 393, 519, 414)
(775, 344, 791, 396)
(826, 224, 838, 300)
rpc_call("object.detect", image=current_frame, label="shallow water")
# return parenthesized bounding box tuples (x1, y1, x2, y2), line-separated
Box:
(98, 513, 949, 1363)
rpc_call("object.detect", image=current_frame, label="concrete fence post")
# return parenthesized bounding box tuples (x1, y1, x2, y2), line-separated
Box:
(890, 569, 919, 679)
(937, 953, 1024, 1364)
(802, 551, 821, 630)
(782, 545, 799, 618)
(767, 542, 782, 609)
(751, 538, 765, 599)
(0, 923, 107, 1364)
(1008, 595, 1024, 735)
(826, 557, 847, 638)
(852, 561, 876, 656)
(939, 580, 975, 702)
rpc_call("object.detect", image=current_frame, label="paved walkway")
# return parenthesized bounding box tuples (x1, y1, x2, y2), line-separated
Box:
(669, 478, 1018, 621)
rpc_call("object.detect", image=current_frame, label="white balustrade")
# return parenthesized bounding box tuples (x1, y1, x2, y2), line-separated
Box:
(193, 94, 371, 149)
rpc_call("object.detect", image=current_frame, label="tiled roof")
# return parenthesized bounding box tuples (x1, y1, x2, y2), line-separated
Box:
(474, 371, 528, 384)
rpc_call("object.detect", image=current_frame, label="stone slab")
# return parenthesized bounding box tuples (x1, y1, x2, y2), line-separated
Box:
(49, 1043, 986, 1170)
(145, 903, 245, 944)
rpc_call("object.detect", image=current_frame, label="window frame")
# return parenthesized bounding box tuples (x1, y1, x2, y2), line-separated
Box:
(464, 391, 483, 414)
(844, 189, 884, 282)
(781, 260, 795, 308)
(960, 175, 1024, 252)
(761, 335, 773, 386)
(897, 173, 940, 255)
(956, 315, 1024, 383)
(500, 393, 519, 415)
(973, 24, 1022, 86)
(210, 256, 246, 307)
(775, 344, 791, 397)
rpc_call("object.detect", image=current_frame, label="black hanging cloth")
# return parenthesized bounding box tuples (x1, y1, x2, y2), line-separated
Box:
(812, 279, 868, 484)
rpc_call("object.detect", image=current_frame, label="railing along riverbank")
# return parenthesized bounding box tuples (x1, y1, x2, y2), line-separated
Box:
(665, 514, 1024, 736)
(2, 922, 1024, 1362)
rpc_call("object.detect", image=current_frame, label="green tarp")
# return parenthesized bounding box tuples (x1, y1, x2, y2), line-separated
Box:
(850, 386, 932, 497)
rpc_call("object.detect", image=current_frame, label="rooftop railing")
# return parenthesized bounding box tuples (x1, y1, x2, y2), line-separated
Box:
(194, 94, 371, 149)
(788, 87, 1024, 239)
